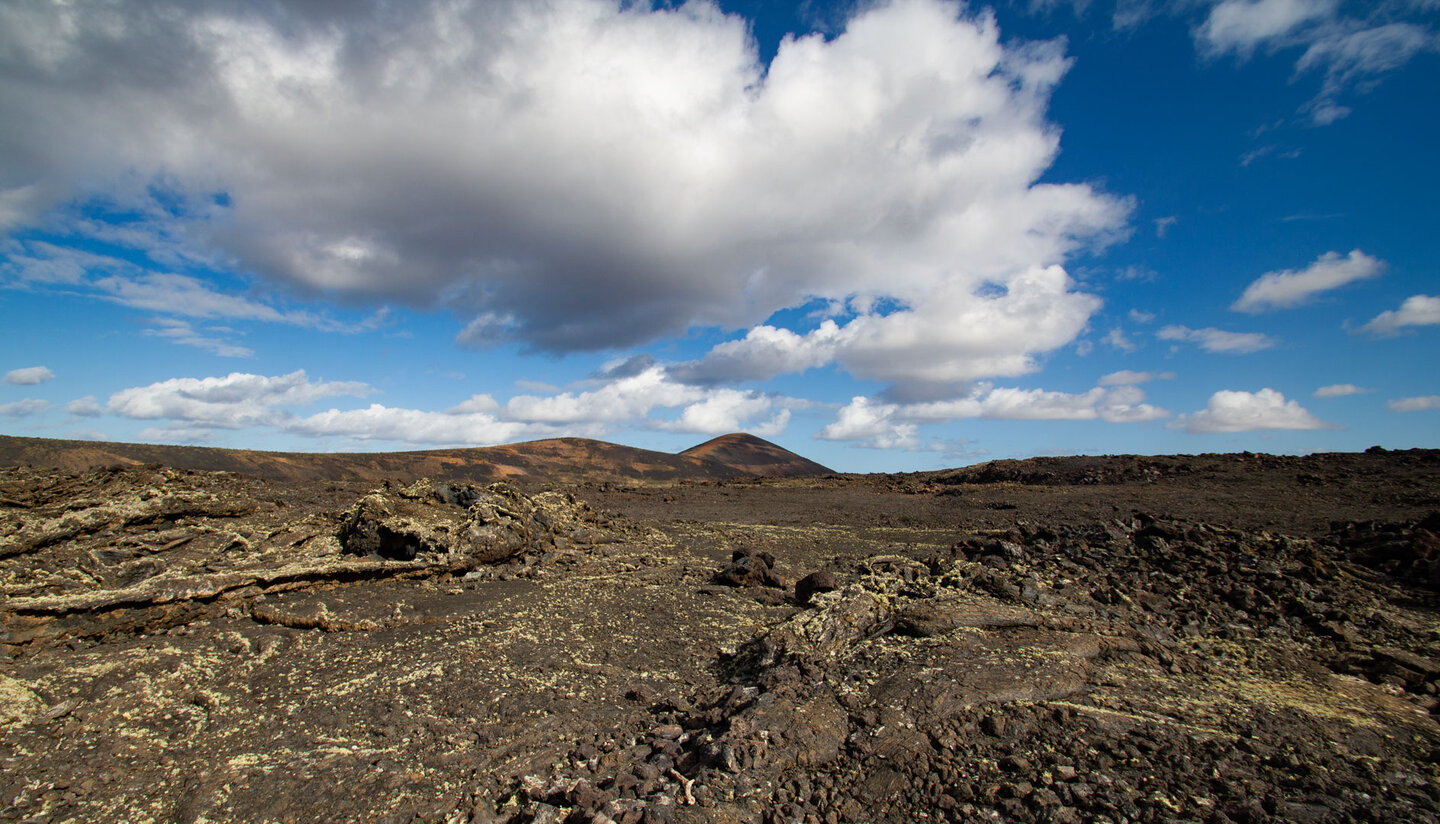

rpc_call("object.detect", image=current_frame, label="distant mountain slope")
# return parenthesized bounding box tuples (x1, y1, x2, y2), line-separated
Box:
(0, 434, 747, 486)
(679, 433, 834, 478)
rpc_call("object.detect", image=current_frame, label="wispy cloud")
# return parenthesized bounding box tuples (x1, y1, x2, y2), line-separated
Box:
(1313, 383, 1372, 397)
(0, 398, 49, 417)
(1102, 328, 1137, 352)
(1240, 144, 1301, 166)
(1198, 0, 1340, 58)
(65, 396, 104, 416)
(1128, 309, 1157, 324)
(1099, 370, 1175, 386)
(2, 241, 390, 351)
(143, 319, 254, 358)
(1195, 0, 1439, 124)
(1232, 249, 1384, 313)
(1387, 395, 1440, 412)
(1157, 325, 1276, 353)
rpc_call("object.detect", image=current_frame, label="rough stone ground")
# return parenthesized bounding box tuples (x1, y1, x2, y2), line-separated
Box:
(1, 449, 1438, 823)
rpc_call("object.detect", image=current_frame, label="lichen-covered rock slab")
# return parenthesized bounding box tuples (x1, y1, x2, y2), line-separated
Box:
(336, 479, 604, 565)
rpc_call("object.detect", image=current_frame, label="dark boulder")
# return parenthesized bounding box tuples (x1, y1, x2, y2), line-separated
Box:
(795, 570, 839, 605)
(715, 548, 785, 588)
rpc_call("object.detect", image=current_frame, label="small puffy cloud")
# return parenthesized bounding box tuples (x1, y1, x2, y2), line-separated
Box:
(1153, 216, 1178, 237)
(1388, 395, 1440, 412)
(1128, 309, 1156, 324)
(0, 398, 48, 417)
(4, 366, 54, 385)
(505, 365, 788, 436)
(1313, 383, 1372, 397)
(447, 394, 501, 415)
(1358, 294, 1440, 336)
(65, 396, 104, 416)
(817, 397, 920, 450)
(1232, 249, 1384, 313)
(675, 322, 841, 383)
(1102, 328, 1137, 352)
(1096, 384, 1172, 423)
(1099, 370, 1174, 386)
(1198, 0, 1338, 56)
(659, 391, 791, 437)
(1157, 325, 1275, 353)
(1170, 388, 1335, 432)
(107, 371, 374, 429)
(504, 367, 700, 424)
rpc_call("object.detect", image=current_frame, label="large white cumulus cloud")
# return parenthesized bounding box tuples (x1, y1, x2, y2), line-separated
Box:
(0, 0, 1126, 379)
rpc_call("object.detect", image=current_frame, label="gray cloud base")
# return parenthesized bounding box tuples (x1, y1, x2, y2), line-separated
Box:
(0, 0, 1126, 382)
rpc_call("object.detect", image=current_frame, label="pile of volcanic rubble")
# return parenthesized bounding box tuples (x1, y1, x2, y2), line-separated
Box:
(478, 512, 1440, 824)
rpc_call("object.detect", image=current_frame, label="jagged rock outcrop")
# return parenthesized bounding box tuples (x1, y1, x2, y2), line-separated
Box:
(1, 469, 623, 648)
(336, 478, 605, 564)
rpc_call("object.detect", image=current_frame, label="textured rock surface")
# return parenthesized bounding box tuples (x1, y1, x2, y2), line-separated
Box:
(1, 451, 1438, 823)
(336, 478, 602, 564)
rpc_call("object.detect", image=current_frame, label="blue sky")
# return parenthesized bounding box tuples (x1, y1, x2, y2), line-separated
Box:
(1, 0, 1436, 472)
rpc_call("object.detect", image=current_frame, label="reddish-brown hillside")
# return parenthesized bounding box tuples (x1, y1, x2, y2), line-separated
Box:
(0, 434, 747, 486)
(679, 432, 834, 478)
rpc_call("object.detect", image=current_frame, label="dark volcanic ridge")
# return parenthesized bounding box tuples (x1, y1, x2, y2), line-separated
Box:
(0, 432, 829, 486)
(916, 446, 1438, 488)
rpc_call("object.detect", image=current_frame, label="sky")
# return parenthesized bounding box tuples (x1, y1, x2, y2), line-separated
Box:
(0, 0, 1437, 473)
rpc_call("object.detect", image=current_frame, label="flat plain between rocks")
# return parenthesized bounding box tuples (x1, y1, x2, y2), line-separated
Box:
(1, 448, 1438, 823)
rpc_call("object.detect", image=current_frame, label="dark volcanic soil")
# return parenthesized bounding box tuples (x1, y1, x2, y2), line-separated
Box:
(2, 449, 1438, 824)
